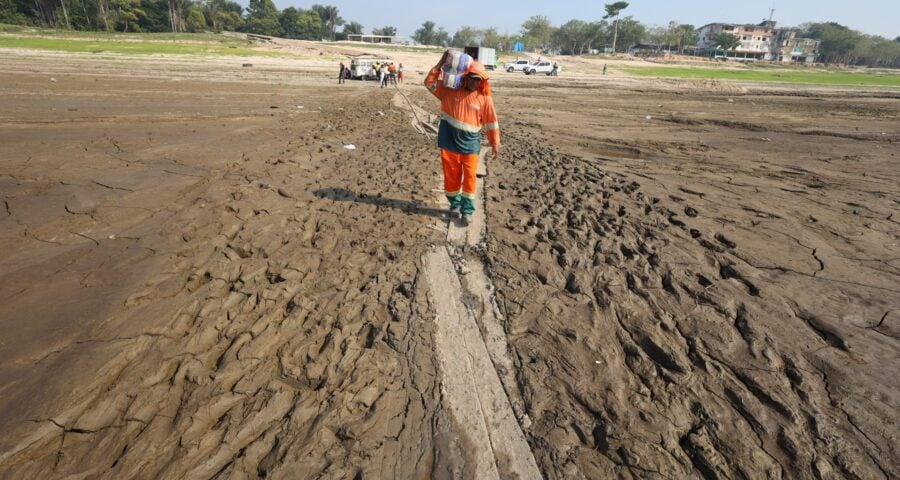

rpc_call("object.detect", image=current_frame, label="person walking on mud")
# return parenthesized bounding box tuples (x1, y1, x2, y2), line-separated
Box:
(338, 61, 346, 84)
(388, 63, 397, 86)
(425, 50, 500, 224)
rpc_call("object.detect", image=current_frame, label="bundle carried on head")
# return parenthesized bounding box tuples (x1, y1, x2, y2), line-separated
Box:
(441, 50, 473, 89)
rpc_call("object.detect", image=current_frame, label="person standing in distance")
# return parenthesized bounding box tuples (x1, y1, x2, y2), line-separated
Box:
(424, 51, 500, 224)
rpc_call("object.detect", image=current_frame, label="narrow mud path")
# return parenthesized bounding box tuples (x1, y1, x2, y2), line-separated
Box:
(423, 149, 541, 479)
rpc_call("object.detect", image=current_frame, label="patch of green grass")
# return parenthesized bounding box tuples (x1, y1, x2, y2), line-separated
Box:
(0, 32, 294, 57)
(623, 66, 900, 87)
(0, 23, 27, 33)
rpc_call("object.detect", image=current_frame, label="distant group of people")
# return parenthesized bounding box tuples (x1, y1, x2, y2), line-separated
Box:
(337, 61, 404, 87)
(374, 61, 403, 87)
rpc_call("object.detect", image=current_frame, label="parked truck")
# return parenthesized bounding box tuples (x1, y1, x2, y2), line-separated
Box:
(463, 46, 497, 70)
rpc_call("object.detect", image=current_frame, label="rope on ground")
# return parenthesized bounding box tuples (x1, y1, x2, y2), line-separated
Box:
(393, 83, 438, 136)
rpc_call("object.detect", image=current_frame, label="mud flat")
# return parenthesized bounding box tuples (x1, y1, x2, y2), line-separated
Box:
(0, 49, 898, 478)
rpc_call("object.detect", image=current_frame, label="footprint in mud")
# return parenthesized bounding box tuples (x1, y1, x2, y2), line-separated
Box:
(719, 264, 760, 297)
(697, 274, 714, 288)
(669, 215, 686, 228)
(715, 233, 737, 249)
(684, 206, 699, 217)
(699, 238, 724, 253)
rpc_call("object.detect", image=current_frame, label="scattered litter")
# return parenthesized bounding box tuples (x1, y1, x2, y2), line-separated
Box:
(727, 98, 734, 103)
(343, 144, 356, 150)
(760, 137, 771, 142)
(645, 115, 652, 120)
(297, 106, 304, 109)
(377, 111, 385, 116)
(277, 187, 294, 199)
(269, 105, 279, 109)
(242, 63, 253, 67)
(49, 77, 57, 82)
(108, 235, 116, 240)
(595, 360, 601, 364)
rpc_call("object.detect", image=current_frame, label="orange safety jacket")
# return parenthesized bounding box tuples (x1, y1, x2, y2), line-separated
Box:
(424, 61, 500, 155)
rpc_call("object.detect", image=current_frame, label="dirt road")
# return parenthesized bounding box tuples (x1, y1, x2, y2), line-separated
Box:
(0, 49, 897, 479)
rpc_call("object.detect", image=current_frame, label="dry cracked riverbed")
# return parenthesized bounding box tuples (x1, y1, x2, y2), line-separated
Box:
(0, 51, 898, 479)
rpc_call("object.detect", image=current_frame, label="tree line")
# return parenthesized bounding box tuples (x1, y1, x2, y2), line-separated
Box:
(2, 0, 898, 67)
(0, 0, 360, 39)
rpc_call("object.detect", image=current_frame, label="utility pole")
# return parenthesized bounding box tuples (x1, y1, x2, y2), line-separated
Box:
(768, 8, 775, 22)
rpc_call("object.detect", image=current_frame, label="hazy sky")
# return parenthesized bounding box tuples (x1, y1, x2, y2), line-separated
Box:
(262, 0, 899, 39)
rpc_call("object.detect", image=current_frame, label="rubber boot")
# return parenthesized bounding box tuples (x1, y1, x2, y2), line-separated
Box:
(460, 197, 476, 215)
(460, 197, 475, 225)
(447, 194, 462, 218)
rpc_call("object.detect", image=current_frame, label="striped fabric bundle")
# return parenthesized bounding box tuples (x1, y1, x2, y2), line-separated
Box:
(441, 50, 473, 89)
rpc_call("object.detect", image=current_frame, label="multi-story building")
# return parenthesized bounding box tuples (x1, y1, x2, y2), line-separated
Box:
(773, 29, 820, 63)
(695, 20, 820, 62)
(696, 20, 777, 60)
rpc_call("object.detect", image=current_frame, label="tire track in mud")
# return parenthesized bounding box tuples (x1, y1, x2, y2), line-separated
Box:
(485, 126, 896, 479)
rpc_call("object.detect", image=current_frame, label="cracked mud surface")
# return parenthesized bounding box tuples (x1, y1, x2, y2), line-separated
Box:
(1, 50, 898, 478)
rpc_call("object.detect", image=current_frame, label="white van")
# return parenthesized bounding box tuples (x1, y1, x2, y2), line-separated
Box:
(349, 58, 392, 80)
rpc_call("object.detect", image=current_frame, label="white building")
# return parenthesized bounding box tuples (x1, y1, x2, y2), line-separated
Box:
(696, 20, 778, 60)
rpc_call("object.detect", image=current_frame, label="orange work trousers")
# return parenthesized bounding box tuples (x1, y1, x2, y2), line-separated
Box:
(441, 148, 479, 200)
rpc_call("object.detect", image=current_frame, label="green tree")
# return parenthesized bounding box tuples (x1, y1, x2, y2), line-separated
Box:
(677, 23, 696, 52)
(435, 27, 450, 46)
(371, 25, 396, 36)
(278, 6, 300, 37)
(215, 10, 241, 31)
(413, 20, 449, 46)
(480, 27, 503, 49)
(0, 0, 32, 25)
(610, 16, 645, 52)
(553, 19, 598, 54)
(111, 0, 145, 31)
(202, 0, 241, 32)
(184, 6, 205, 31)
(311, 4, 342, 40)
(711, 31, 741, 52)
(294, 8, 324, 39)
(804, 22, 860, 64)
(452, 25, 478, 47)
(645, 25, 667, 46)
(244, 0, 279, 35)
(603, 1, 629, 52)
(521, 15, 554, 50)
(342, 20, 363, 34)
